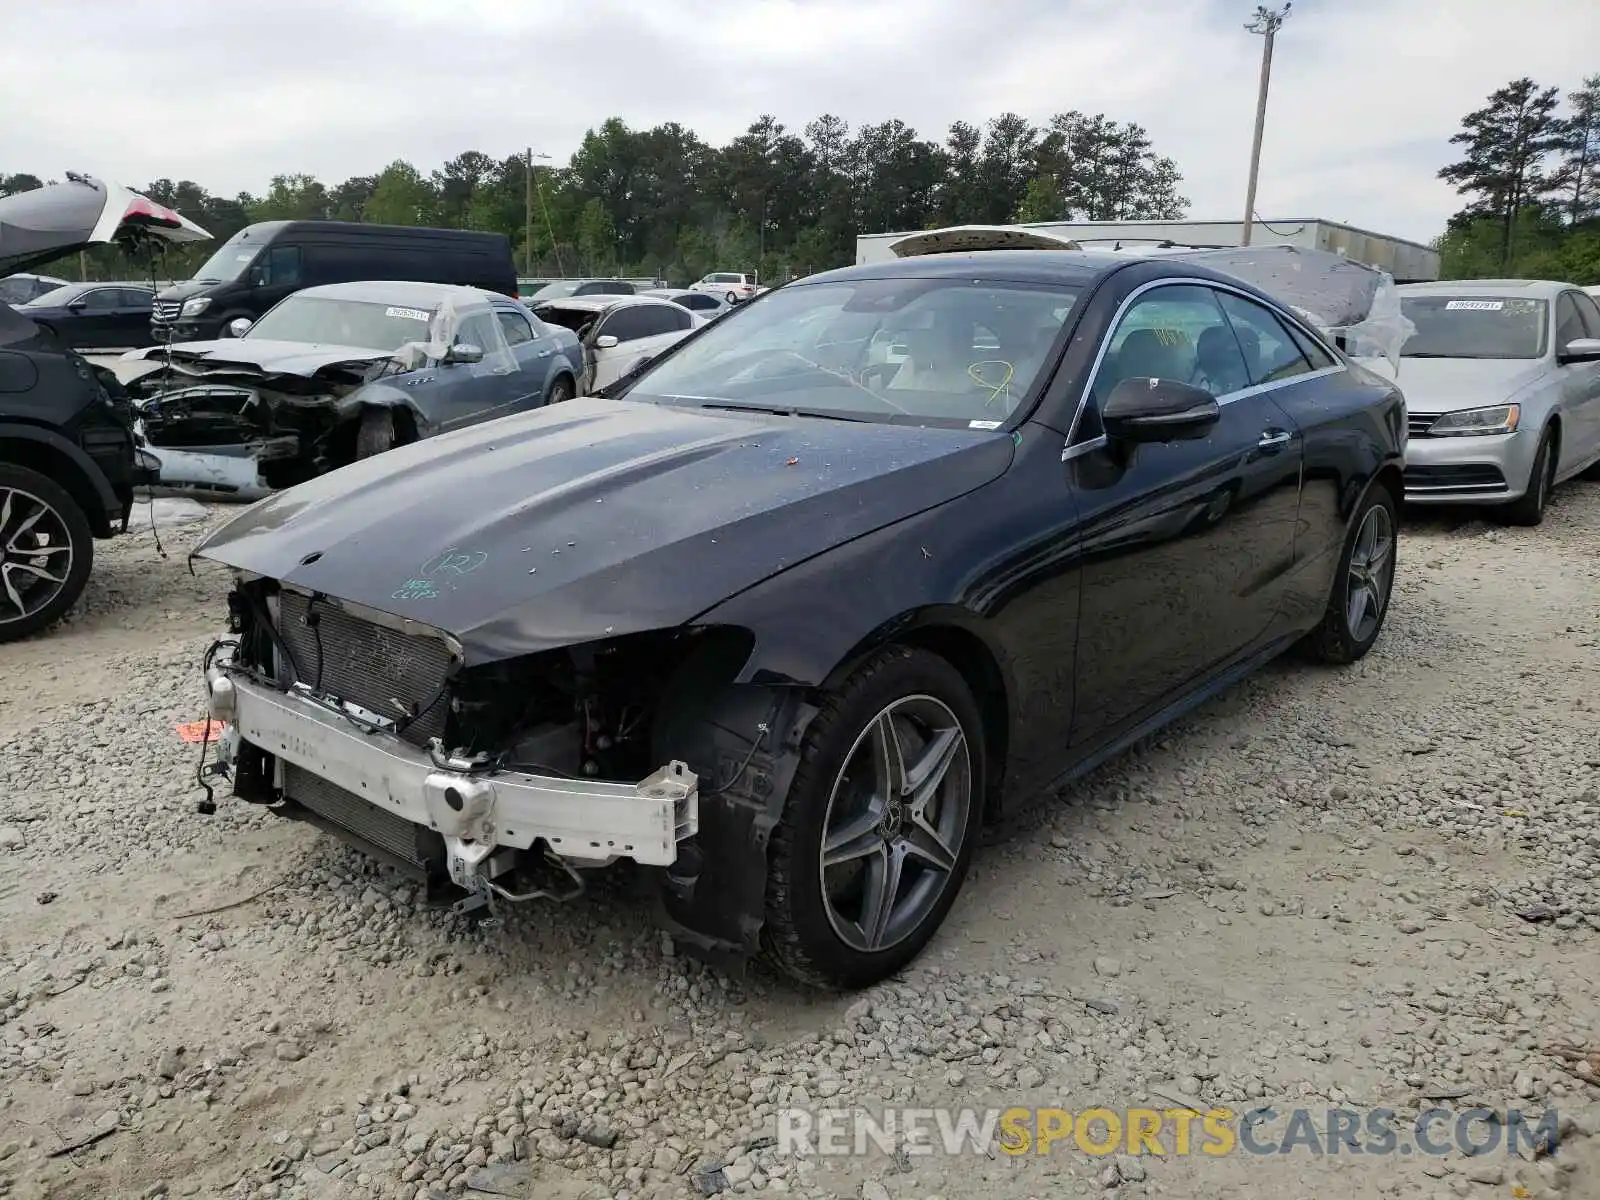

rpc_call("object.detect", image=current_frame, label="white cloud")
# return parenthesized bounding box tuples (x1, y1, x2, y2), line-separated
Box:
(3, 0, 1596, 243)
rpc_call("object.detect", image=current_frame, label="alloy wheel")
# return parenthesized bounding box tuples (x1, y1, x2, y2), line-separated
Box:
(0, 486, 75, 627)
(817, 695, 972, 953)
(1345, 503, 1394, 642)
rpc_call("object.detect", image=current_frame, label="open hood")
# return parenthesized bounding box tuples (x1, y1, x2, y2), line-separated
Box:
(0, 173, 211, 277)
(888, 225, 1083, 258)
(1155, 245, 1416, 371)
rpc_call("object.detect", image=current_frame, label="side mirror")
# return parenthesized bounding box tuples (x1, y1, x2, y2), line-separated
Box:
(1557, 337, 1600, 364)
(227, 317, 253, 339)
(1101, 377, 1220, 443)
(67, 297, 88, 312)
(444, 342, 484, 365)
(595, 334, 619, 349)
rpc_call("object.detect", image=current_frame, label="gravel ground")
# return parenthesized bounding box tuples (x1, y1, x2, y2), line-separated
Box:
(2, 481, 1600, 1200)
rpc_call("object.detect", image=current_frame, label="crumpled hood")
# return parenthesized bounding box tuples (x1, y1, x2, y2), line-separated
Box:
(126, 338, 391, 378)
(195, 395, 1015, 663)
(1396, 357, 1550, 415)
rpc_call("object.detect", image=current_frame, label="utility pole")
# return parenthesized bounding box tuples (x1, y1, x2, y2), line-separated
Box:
(1240, 2, 1290, 247)
(524, 148, 552, 277)
(524, 147, 534, 277)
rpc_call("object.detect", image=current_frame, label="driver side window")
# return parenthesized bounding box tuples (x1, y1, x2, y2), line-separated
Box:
(1083, 286, 1244, 438)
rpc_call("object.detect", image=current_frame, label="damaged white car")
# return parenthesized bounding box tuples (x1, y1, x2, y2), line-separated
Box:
(124, 281, 583, 497)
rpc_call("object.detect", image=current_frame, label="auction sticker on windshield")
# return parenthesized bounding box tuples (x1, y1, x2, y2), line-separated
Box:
(385, 306, 431, 321)
(1444, 300, 1505, 311)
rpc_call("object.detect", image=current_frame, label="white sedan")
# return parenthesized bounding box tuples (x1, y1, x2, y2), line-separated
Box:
(531, 294, 705, 393)
(1398, 279, 1600, 525)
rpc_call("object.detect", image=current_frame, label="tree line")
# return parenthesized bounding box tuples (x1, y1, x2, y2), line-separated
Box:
(1436, 73, 1600, 283)
(0, 110, 1187, 287)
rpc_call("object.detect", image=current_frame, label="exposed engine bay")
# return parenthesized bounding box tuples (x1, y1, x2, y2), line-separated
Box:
(127, 355, 388, 491)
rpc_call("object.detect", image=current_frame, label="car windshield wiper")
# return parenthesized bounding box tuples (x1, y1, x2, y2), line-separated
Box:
(696, 401, 869, 423)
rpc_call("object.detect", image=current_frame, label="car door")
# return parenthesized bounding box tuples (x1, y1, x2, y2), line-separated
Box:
(590, 304, 690, 389)
(66, 287, 123, 348)
(113, 287, 155, 348)
(1066, 281, 1304, 749)
(492, 304, 551, 410)
(1556, 290, 1600, 470)
(405, 309, 509, 433)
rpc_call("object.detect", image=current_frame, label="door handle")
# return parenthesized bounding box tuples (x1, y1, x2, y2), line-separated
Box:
(1258, 429, 1293, 450)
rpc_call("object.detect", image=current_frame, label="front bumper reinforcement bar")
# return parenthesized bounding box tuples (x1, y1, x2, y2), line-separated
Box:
(211, 667, 698, 870)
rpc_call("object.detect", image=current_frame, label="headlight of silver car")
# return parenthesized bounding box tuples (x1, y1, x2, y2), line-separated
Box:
(180, 297, 212, 318)
(1426, 403, 1521, 436)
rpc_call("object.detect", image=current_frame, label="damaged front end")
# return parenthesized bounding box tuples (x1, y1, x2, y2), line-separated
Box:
(129, 356, 385, 497)
(202, 577, 813, 960)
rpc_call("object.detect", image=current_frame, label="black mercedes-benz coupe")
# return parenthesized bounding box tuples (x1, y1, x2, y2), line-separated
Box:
(192, 243, 1406, 989)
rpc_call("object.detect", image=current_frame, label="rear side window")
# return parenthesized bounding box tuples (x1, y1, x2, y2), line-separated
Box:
(1283, 321, 1336, 369)
(1216, 292, 1314, 386)
(81, 289, 121, 311)
(118, 288, 154, 307)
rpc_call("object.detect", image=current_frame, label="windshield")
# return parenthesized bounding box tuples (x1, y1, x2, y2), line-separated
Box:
(191, 231, 262, 283)
(245, 295, 439, 349)
(1400, 296, 1548, 360)
(624, 276, 1082, 426)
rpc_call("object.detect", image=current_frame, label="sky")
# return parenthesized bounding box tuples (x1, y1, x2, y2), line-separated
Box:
(3, 0, 1597, 246)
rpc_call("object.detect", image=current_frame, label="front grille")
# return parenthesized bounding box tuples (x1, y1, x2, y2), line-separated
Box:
(275, 591, 454, 748)
(282, 764, 444, 879)
(152, 300, 181, 322)
(1404, 463, 1508, 494)
(1408, 413, 1439, 438)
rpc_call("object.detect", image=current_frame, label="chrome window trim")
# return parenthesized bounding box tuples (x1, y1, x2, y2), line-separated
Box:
(1064, 275, 1349, 451)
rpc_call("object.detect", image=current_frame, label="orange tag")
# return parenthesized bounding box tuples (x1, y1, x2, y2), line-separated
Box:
(174, 720, 225, 743)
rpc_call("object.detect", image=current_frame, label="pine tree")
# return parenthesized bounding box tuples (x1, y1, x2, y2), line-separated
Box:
(1438, 77, 1567, 267)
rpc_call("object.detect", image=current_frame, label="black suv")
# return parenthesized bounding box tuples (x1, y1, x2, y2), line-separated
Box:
(0, 174, 200, 640)
(0, 301, 155, 640)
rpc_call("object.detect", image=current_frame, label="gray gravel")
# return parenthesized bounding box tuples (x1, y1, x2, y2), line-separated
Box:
(2, 490, 1600, 1200)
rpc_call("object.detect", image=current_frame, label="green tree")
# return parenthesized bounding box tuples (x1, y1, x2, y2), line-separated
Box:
(1553, 74, 1600, 225)
(363, 161, 436, 226)
(1014, 175, 1066, 223)
(1439, 77, 1568, 267)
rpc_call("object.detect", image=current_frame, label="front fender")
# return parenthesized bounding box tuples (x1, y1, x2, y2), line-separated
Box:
(331, 380, 434, 434)
(693, 494, 1016, 693)
(0, 420, 120, 525)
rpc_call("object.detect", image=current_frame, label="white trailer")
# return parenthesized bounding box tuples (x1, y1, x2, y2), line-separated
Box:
(855, 217, 1440, 283)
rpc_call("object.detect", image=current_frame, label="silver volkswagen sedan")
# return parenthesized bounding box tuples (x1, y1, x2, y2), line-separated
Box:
(1399, 279, 1600, 524)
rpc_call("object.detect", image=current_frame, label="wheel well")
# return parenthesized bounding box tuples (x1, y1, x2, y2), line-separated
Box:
(0, 437, 108, 536)
(550, 369, 575, 398)
(1372, 462, 1403, 510)
(892, 624, 1010, 814)
(1545, 413, 1561, 457)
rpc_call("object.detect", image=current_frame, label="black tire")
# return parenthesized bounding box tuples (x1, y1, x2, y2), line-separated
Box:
(762, 645, 986, 990)
(546, 374, 575, 405)
(1299, 478, 1398, 665)
(354, 407, 396, 460)
(0, 463, 95, 644)
(725, 291, 739, 305)
(1501, 428, 1556, 526)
